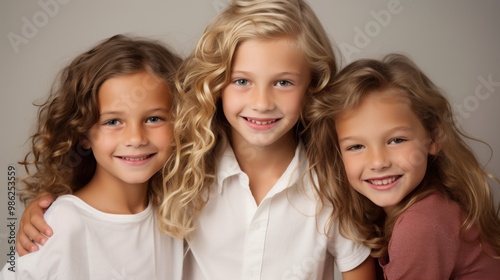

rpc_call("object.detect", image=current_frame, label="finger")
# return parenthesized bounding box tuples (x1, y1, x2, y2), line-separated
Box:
(16, 240, 30, 257)
(22, 223, 48, 246)
(16, 230, 39, 256)
(38, 194, 55, 209)
(31, 216, 53, 237)
(15, 193, 55, 256)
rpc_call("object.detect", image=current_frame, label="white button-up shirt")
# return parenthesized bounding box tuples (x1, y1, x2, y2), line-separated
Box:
(183, 143, 370, 280)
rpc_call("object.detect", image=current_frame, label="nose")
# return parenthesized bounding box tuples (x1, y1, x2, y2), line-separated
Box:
(368, 147, 391, 171)
(250, 86, 275, 112)
(123, 123, 148, 147)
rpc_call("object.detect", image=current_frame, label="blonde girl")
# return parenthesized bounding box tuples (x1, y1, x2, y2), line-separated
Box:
(160, 0, 373, 279)
(305, 53, 500, 279)
(4, 34, 183, 279)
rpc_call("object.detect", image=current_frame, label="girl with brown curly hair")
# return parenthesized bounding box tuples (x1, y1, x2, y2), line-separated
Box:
(2, 34, 183, 279)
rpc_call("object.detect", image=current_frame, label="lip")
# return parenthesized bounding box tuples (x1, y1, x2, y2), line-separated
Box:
(115, 153, 155, 166)
(242, 116, 280, 130)
(364, 175, 402, 191)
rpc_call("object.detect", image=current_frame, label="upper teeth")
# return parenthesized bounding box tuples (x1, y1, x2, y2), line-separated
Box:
(123, 156, 148, 161)
(369, 176, 397, 185)
(248, 118, 277, 125)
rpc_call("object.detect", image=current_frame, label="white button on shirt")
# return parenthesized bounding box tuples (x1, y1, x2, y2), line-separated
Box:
(183, 143, 370, 280)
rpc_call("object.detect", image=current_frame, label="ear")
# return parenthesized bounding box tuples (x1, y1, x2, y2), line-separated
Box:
(428, 127, 443, 155)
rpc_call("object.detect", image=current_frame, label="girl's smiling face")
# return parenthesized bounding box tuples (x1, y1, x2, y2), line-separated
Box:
(221, 37, 311, 151)
(336, 88, 439, 213)
(83, 71, 173, 189)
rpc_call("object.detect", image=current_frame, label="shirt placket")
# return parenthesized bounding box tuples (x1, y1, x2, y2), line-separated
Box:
(241, 199, 271, 280)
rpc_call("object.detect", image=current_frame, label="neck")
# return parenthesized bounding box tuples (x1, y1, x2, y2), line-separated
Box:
(74, 171, 149, 214)
(232, 138, 296, 169)
(231, 135, 297, 205)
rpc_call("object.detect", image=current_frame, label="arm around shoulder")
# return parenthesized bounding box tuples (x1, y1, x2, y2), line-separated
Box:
(16, 193, 55, 256)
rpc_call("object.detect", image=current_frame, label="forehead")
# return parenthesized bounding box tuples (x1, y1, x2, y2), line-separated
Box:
(98, 71, 171, 111)
(232, 37, 309, 75)
(366, 88, 410, 106)
(336, 88, 423, 132)
(343, 87, 409, 113)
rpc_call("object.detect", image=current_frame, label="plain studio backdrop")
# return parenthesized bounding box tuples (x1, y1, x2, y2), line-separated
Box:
(1, 0, 499, 277)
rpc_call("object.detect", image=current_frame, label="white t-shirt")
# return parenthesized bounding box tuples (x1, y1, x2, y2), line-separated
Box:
(183, 143, 370, 280)
(0, 195, 183, 280)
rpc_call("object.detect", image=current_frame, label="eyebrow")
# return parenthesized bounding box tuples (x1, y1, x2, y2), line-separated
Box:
(231, 70, 302, 77)
(99, 107, 170, 116)
(337, 126, 413, 143)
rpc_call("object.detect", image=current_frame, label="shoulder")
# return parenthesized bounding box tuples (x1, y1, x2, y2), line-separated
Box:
(13, 196, 90, 278)
(43, 195, 87, 234)
(45, 195, 84, 218)
(390, 193, 462, 252)
(383, 193, 463, 278)
(397, 192, 461, 229)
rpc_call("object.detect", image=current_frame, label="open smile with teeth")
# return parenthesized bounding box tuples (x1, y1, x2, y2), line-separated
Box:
(367, 176, 400, 186)
(245, 117, 278, 125)
(118, 155, 153, 161)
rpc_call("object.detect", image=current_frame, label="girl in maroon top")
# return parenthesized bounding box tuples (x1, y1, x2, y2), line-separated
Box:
(305, 53, 500, 279)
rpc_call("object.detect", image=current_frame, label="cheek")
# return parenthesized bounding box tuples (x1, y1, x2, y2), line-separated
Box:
(341, 156, 361, 182)
(221, 93, 239, 115)
(154, 126, 174, 155)
(158, 122, 173, 137)
(287, 104, 303, 117)
(87, 129, 105, 146)
(396, 145, 430, 173)
(282, 95, 304, 115)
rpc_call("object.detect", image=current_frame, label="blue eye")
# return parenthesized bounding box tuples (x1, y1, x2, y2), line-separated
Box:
(146, 117, 162, 123)
(104, 119, 121, 126)
(346, 144, 364, 151)
(276, 80, 292, 87)
(234, 79, 249, 86)
(389, 138, 406, 145)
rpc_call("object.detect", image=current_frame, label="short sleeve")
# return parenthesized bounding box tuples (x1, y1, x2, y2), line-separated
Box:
(328, 220, 371, 272)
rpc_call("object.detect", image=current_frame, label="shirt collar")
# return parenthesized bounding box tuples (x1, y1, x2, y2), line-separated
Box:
(216, 142, 308, 195)
(216, 145, 242, 192)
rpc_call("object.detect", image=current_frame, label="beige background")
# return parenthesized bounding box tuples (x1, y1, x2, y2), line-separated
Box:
(1, 0, 499, 277)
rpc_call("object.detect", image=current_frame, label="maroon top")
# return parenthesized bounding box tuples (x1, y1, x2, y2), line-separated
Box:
(379, 192, 500, 279)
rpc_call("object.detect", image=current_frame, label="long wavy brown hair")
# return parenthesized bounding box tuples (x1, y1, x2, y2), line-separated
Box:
(18, 34, 182, 208)
(304, 53, 500, 258)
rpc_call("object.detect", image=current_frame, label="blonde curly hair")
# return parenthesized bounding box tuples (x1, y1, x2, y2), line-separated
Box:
(159, 0, 338, 238)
